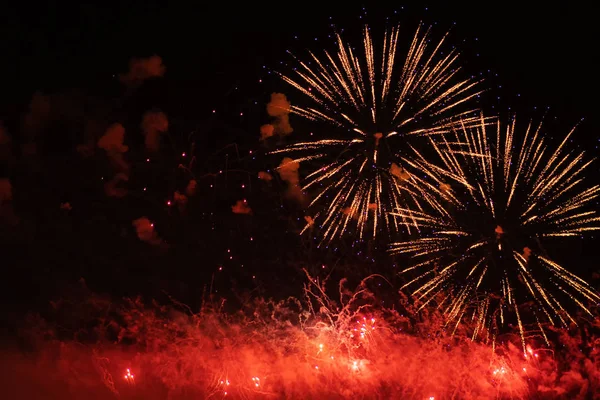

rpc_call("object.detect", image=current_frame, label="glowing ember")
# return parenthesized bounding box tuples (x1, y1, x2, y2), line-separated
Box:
(124, 368, 134, 384)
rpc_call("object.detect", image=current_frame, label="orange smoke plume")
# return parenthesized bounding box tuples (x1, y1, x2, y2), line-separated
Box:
(440, 183, 451, 193)
(265, 93, 293, 137)
(260, 124, 275, 141)
(98, 123, 128, 154)
(390, 162, 410, 181)
(278, 157, 305, 204)
(267, 93, 291, 117)
(522, 247, 532, 262)
(232, 199, 252, 215)
(274, 114, 293, 136)
(258, 171, 273, 181)
(277, 157, 299, 185)
(495, 225, 505, 240)
(342, 206, 359, 219)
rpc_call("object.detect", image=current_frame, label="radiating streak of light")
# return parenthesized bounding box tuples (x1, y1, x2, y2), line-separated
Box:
(390, 115, 600, 345)
(271, 24, 482, 244)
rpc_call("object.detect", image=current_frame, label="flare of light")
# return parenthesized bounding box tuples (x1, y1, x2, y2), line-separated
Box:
(390, 115, 600, 348)
(271, 24, 482, 244)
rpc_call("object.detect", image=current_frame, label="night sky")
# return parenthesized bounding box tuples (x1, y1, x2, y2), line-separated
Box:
(0, 3, 598, 331)
(1, 4, 597, 116)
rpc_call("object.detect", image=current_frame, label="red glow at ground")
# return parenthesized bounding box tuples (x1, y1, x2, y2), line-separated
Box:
(1, 273, 598, 399)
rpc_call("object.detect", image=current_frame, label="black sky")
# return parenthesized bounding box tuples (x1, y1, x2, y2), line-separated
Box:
(1, 3, 597, 117)
(2, 3, 596, 193)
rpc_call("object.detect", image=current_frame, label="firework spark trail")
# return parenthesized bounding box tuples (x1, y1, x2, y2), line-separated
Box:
(270, 24, 482, 244)
(390, 115, 600, 350)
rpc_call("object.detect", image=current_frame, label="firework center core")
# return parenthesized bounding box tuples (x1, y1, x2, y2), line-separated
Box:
(495, 225, 505, 240)
(374, 132, 383, 147)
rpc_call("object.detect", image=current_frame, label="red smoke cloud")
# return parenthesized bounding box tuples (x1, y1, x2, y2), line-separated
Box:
(140, 111, 169, 152)
(119, 55, 166, 88)
(97, 123, 130, 194)
(232, 199, 252, 215)
(132, 217, 162, 246)
(261, 93, 293, 140)
(8, 273, 599, 399)
(277, 157, 305, 204)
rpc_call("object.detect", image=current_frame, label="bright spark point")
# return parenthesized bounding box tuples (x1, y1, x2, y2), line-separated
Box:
(124, 368, 134, 383)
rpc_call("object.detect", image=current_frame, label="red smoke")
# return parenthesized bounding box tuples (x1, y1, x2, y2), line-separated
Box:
(119, 55, 166, 88)
(6, 273, 599, 399)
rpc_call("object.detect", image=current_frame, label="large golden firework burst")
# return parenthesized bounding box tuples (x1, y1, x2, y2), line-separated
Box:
(390, 115, 600, 349)
(271, 24, 482, 244)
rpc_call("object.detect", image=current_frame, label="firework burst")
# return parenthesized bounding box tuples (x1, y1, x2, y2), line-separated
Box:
(270, 24, 482, 244)
(390, 115, 600, 349)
